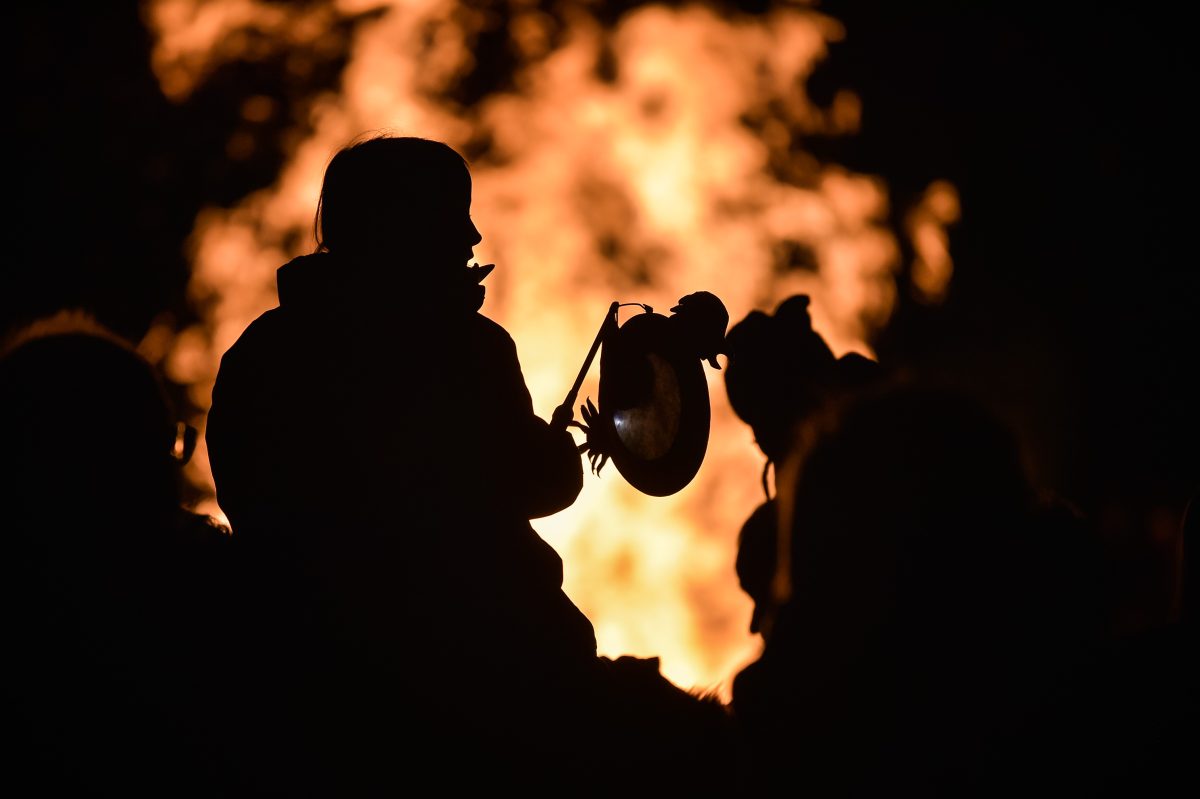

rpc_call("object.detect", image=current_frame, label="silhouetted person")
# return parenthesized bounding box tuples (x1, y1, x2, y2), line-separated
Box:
(724, 295, 885, 638)
(1, 319, 235, 792)
(731, 382, 1112, 795)
(204, 135, 730, 789)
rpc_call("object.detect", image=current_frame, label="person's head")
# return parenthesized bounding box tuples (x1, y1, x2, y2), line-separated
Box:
(783, 388, 1038, 660)
(1, 317, 191, 525)
(314, 135, 482, 275)
(724, 295, 843, 462)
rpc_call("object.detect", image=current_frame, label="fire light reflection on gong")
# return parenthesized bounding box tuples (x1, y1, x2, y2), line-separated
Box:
(148, 0, 958, 697)
(612, 354, 680, 461)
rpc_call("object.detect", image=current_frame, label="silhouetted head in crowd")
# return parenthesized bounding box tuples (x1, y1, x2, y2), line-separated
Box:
(726, 295, 886, 637)
(786, 388, 1036, 640)
(724, 294, 883, 464)
(314, 135, 482, 288)
(0, 315, 193, 527)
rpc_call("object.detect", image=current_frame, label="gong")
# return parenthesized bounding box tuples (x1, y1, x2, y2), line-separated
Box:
(595, 309, 711, 496)
(556, 296, 726, 497)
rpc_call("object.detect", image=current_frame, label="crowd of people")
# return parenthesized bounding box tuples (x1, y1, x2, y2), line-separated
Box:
(3, 136, 1192, 794)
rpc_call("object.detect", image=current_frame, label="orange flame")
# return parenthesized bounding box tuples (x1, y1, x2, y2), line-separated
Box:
(907, 180, 961, 303)
(148, 0, 955, 697)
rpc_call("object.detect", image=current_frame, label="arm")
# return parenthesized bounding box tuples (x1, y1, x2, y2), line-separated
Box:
(475, 317, 583, 519)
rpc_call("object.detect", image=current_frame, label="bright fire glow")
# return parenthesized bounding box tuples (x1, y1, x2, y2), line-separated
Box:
(908, 179, 961, 303)
(147, 0, 956, 697)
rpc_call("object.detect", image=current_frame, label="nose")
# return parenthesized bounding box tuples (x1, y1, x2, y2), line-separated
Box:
(467, 218, 482, 247)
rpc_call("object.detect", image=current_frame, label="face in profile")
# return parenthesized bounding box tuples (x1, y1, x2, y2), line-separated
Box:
(404, 176, 482, 271)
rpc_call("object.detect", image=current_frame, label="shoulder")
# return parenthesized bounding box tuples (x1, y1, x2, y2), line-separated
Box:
(213, 308, 292, 386)
(470, 312, 513, 339)
(468, 312, 519, 357)
(221, 308, 287, 365)
(210, 308, 293, 418)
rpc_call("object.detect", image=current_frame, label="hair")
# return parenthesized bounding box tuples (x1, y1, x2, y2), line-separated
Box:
(314, 135, 471, 254)
(1, 318, 182, 517)
(724, 296, 837, 461)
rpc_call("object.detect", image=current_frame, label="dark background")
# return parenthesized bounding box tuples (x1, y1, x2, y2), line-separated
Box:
(7, 1, 1195, 627)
